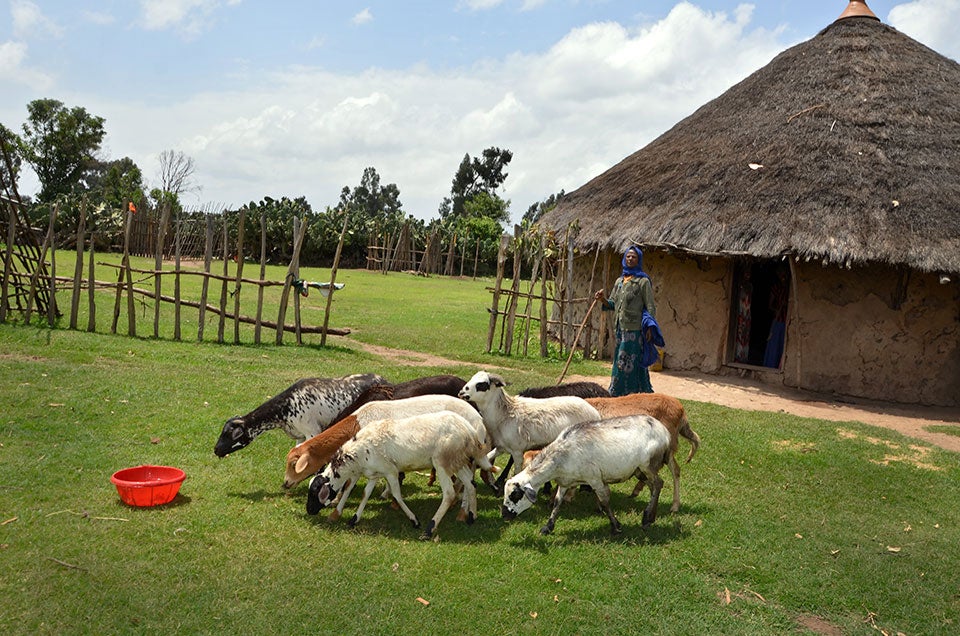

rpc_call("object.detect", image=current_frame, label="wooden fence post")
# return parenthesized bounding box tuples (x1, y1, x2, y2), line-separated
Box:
(0, 202, 16, 322)
(321, 212, 350, 347)
(254, 211, 266, 344)
(70, 197, 87, 329)
(276, 217, 309, 345)
(232, 208, 246, 344)
(153, 202, 171, 338)
(198, 214, 213, 341)
(485, 234, 509, 353)
(86, 235, 96, 332)
(173, 216, 182, 341)
(217, 218, 229, 343)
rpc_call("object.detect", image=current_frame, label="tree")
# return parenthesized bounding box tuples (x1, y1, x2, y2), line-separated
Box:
(19, 99, 106, 202)
(85, 157, 146, 211)
(522, 190, 565, 225)
(441, 146, 513, 221)
(157, 149, 198, 198)
(0, 123, 22, 195)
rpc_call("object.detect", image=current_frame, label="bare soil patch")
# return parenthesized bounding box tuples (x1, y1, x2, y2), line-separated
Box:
(352, 342, 960, 454)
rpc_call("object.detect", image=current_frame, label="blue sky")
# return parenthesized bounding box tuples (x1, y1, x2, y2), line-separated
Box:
(3, 1, 958, 223)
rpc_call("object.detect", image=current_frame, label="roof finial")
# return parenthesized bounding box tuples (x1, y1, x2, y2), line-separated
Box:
(837, 0, 879, 21)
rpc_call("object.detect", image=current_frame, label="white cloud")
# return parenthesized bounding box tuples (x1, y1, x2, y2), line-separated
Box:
(460, 0, 506, 10)
(138, 0, 237, 38)
(889, 0, 960, 60)
(0, 39, 54, 90)
(352, 8, 373, 25)
(104, 3, 783, 219)
(11, 0, 63, 39)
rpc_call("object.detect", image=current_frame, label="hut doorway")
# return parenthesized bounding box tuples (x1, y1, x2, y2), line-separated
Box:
(729, 261, 790, 369)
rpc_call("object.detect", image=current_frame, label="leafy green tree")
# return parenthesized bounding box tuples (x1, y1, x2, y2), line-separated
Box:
(85, 157, 146, 211)
(523, 190, 565, 225)
(19, 99, 106, 202)
(440, 146, 513, 221)
(338, 166, 406, 265)
(0, 122, 22, 194)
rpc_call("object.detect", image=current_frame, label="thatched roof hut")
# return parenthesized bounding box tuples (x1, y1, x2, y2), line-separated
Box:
(539, 2, 960, 406)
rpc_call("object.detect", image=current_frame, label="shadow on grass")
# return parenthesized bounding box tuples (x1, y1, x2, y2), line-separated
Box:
(296, 487, 512, 544)
(113, 493, 193, 510)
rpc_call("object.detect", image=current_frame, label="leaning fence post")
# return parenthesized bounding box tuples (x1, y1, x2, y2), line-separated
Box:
(197, 214, 213, 341)
(276, 217, 309, 344)
(321, 212, 349, 347)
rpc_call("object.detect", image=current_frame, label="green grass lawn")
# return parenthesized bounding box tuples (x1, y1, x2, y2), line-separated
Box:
(1, 265, 958, 635)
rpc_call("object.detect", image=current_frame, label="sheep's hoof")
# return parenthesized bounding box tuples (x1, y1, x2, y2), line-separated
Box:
(466, 511, 476, 525)
(421, 520, 436, 538)
(641, 510, 656, 528)
(539, 525, 553, 535)
(610, 523, 623, 535)
(328, 509, 342, 522)
(670, 504, 680, 513)
(348, 514, 359, 528)
(419, 532, 434, 541)
(411, 518, 421, 529)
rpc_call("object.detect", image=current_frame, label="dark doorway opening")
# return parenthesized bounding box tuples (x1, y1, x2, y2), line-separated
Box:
(730, 261, 790, 369)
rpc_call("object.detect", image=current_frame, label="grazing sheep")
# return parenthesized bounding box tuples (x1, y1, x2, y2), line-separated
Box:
(213, 374, 386, 457)
(585, 393, 701, 512)
(502, 414, 671, 535)
(314, 410, 494, 539)
(458, 370, 601, 492)
(518, 381, 610, 399)
(283, 393, 486, 489)
(326, 374, 468, 424)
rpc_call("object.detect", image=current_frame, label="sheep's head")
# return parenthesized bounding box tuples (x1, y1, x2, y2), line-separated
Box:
(282, 444, 313, 489)
(458, 370, 506, 409)
(306, 474, 325, 515)
(213, 417, 252, 457)
(315, 451, 355, 508)
(501, 476, 537, 520)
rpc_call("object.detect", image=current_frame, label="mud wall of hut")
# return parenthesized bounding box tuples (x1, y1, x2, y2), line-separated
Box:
(570, 249, 959, 407)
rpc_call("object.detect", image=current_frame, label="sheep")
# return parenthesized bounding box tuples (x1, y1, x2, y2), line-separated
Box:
(283, 393, 486, 489)
(457, 370, 601, 492)
(494, 381, 611, 479)
(313, 410, 494, 539)
(585, 393, 701, 513)
(326, 374, 467, 424)
(518, 381, 610, 399)
(501, 414, 672, 535)
(213, 373, 386, 457)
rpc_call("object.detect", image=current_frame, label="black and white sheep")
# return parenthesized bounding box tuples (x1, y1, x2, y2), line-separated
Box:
(325, 374, 467, 424)
(314, 410, 494, 539)
(213, 373, 386, 457)
(501, 414, 672, 535)
(284, 393, 485, 489)
(457, 370, 601, 492)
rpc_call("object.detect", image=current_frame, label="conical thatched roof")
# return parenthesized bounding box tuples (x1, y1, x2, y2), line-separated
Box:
(541, 12, 960, 274)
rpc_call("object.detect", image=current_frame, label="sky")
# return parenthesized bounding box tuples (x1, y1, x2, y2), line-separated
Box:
(2, 0, 959, 225)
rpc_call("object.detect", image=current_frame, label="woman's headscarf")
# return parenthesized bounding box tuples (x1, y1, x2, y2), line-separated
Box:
(621, 245, 649, 279)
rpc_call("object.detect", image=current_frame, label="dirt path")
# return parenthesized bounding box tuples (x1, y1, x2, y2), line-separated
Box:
(354, 342, 960, 453)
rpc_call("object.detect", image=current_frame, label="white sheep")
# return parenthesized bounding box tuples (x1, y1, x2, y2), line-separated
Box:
(284, 393, 487, 489)
(501, 414, 672, 535)
(314, 410, 494, 539)
(457, 370, 601, 491)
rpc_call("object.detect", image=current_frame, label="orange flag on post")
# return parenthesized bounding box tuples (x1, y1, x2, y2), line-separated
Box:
(128, 201, 137, 214)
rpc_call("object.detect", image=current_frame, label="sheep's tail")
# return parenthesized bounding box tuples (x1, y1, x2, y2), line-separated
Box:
(678, 413, 701, 464)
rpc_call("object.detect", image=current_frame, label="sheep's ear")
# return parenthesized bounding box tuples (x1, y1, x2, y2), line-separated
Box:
(295, 454, 310, 474)
(523, 484, 537, 503)
(489, 373, 506, 387)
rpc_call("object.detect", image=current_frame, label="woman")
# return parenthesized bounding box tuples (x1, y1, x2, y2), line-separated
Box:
(595, 245, 659, 396)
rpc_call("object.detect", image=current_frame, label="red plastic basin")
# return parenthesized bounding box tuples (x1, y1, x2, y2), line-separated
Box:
(110, 465, 186, 507)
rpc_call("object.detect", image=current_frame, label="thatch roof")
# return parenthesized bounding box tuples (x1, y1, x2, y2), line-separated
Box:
(541, 12, 960, 274)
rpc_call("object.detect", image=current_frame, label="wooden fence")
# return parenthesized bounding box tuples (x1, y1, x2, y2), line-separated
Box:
(1, 198, 350, 345)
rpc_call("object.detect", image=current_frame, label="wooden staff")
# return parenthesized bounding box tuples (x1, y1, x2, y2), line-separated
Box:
(557, 297, 599, 385)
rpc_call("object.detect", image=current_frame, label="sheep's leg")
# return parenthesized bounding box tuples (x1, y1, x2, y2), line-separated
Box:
(421, 468, 456, 540)
(383, 473, 420, 529)
(590, 482, 621, 535)
(668, 454, 681, 512)
(454, 466, 478, 524)
(348, 479, 380, 527)
(330, 479, 357, 522)
(641, 472, 664, 528)
(541, 485, 569, 535)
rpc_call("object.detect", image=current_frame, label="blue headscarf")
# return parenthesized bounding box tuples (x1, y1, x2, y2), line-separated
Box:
(621, 245, 649, 279)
